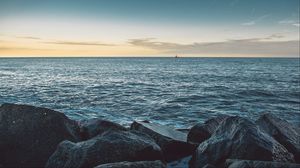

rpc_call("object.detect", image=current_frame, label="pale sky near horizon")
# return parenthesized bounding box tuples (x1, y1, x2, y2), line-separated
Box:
(0, 0, 299, 57)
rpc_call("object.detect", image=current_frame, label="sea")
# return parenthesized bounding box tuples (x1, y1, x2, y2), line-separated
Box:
(0, 57, 299, 128)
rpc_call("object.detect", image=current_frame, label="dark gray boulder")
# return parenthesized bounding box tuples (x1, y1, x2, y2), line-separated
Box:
(0, 103, 81, 168)
(131, 121, 196, 162)
(225, 159, 300, 168)
(190, 116, 295, 168)
(256, 113, 300, 163)
(187, 114, 229, 144)
(79, 118, 127, 140)
(46, 130, 164, 168)
(94, 160, 166, 168)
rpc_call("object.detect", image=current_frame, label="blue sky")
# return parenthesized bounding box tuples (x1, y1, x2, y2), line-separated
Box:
(0, 0, 299, 57)
(1, 0, 299, 24)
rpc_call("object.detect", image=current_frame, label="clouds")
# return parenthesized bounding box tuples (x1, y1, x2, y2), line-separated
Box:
(1, 32, 299, 57)
(241, 14, 270, 26)
(241, 21, 256, 26)
(0, 46, 54, 52)
(129, 36, 299, 57)
(1, 26, 299, 57)
(243, 12, 300, 28)
(44, 41, 115, 46)
(279, 20, 300, 27)
(16, 36, 42, 40)
(14, 35, 115, 46)
(241, 15, 300, 28)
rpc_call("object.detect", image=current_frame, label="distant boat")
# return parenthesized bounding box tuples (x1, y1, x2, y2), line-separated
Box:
(175, 54, 179, 58)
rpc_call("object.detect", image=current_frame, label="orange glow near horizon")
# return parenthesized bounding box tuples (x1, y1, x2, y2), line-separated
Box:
(0, 13, 299, 57)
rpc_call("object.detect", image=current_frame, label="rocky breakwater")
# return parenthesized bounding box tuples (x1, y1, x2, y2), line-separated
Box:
(0, 103, 299, 168)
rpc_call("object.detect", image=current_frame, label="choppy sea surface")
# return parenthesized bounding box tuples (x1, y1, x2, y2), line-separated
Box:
(0, 58, 299, 128)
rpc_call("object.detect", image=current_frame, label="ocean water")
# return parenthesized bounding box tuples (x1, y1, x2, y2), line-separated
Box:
(0, 57, 299, 128)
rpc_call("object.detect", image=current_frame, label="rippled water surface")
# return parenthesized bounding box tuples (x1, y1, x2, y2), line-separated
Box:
(0, 58, 299, 128)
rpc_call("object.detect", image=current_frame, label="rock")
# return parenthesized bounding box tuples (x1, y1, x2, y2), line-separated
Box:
(225, 159, 300, 168)
(46, 130, 164, 168)
(187, 114, 229, 144)
(176, 128, 190, 134)
(167, 155, 191, 168)
(203, 164, 217, 168)
(79, 118, 127, 140)
(131, 121, 196, 162)
(0, 103, 80, 168)
(190, 116, 295, 168)
(94, 160, 166, 168)
(256, 113, 300, 163)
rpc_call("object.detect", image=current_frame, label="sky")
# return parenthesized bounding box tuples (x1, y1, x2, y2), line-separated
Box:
(0, 0, 299, 57)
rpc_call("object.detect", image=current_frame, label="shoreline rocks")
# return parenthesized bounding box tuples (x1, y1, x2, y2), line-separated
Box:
(0, 103, 81, 168)
(256, 113, 300, 163)
(0, 103, 299, 168)
(94, 160, 166, 168)
(46, 130, 164, 168)
(131, 121, 196, 162)
(189, 116, 295, 168)
(225, 159, 300, 168)
(187, 114, 229, 144)
(79, 118, 127, 140)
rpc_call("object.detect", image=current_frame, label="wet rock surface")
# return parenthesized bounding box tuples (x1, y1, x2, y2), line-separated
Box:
(79, 118, 127, 140)
(46, 130, 164, 168)
(225, 159, 300, 168)
(187, 114, 229, 144)
(190, 116, 295, 168)
(256, 113, 300, 163)
(1, 103, 299, 168)
(131, 121, 196, 162)
(94, 160, 166, 168)
(0, 103, 81, 168)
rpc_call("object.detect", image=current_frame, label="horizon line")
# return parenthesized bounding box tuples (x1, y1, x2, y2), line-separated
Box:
(0, 56, 299, 59)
